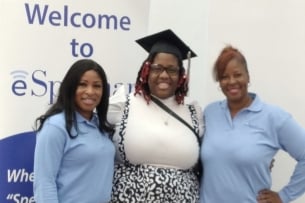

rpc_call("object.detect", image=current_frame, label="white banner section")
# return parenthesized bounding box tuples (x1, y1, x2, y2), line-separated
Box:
(0, 1, 150, 202)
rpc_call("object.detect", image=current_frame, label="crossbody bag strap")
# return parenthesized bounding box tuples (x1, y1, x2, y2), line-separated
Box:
(151, 96, 202, 180)
(150, 96, 198, 137)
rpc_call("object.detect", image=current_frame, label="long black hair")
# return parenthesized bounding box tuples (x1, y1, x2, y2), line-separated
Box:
(34, 59, 113, 138)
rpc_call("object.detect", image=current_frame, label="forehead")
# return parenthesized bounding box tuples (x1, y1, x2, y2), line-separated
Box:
(80, 70, 102, 81)
(153, 53, 179, 64)
(225, 59, 246, 72)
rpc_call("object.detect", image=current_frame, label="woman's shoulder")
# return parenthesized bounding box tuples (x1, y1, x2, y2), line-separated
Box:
(261, 102, 291, 121)
(45, 112, 66, 128)
(108, 85, 131, 124)
(251, 93, 290, 117)
(185, 98, 203, 114)
(203, 100, 223, 113)
(109, 85, 131, 106)
(47, 112, 65, 121)
(185, 97, 202, 107)
(38, 112, 68, 139)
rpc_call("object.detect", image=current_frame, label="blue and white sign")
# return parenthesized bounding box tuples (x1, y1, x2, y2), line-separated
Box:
(0, 1, 150, 202)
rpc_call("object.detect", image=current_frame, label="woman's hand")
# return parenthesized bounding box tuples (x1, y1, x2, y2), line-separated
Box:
(257, 189, 282, 203)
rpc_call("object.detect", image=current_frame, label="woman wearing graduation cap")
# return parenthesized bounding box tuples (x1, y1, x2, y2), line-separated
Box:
(107, 29, 204, 202)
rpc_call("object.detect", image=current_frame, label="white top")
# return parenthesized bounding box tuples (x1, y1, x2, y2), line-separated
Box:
(108, 86, 204, 170)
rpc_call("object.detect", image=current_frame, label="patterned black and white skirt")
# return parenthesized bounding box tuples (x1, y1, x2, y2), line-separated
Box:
(110, 163, 200, 203)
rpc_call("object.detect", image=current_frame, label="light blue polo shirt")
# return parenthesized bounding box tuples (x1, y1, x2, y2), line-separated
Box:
(34, 112, 115, 203)
(200, 93, 305, 203)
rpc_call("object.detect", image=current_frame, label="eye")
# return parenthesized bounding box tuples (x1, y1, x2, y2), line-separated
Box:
(220, 75, 229, 80)
(93, 84, 102, 88)
(150, 64, 163, 74)
(234, 73, 243, 78)
(166, 67, 179, 74)
(150, 64, 179, 76)
(78, 82, 87, 87)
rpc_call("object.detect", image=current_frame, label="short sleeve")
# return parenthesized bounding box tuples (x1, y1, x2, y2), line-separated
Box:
(107, 85, 128, 125)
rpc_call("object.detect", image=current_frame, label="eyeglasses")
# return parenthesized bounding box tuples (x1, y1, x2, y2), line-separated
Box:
(149, 64, 180, 76)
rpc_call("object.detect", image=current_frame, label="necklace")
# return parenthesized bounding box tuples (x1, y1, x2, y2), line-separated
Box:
(152, 102, 170, 126)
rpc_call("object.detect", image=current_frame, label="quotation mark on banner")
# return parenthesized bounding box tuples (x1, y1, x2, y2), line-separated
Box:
(6, 193, 34, 202)
(6, 193, 14, 200)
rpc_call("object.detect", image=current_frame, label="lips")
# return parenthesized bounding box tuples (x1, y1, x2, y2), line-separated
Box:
(157, 82, 170, 89)
(82, 98, 95, 105)
(228, 88, 239, 94)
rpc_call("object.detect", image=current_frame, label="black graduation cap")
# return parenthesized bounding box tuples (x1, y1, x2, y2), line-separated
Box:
(136, 29, 197, 60)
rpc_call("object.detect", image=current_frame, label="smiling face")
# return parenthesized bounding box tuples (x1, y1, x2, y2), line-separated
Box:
(75, 70, 103, 120)
(148, 53, 180, 99)
(219, 58, 250, 104)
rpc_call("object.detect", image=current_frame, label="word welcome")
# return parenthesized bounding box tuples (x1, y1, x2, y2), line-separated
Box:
(24, 3, 131, 30)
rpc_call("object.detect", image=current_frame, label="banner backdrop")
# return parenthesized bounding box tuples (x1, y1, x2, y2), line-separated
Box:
(0, 1, 150, 202)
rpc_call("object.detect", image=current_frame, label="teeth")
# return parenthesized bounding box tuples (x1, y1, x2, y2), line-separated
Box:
(83, 99, 94, 104)
(158, 83, 169, 89)
(229, 89, 239, 93)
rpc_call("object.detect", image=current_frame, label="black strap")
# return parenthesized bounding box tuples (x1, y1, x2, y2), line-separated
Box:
(150, 96, 198, 137)
(151, 96, 202, 181)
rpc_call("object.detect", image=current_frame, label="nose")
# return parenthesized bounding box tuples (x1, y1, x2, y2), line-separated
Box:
(227, 76, 237, 83)
(85, 86, 95, 94)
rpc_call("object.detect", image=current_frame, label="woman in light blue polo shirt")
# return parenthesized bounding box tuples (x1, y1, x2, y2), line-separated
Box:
(33, 59, 115, 203)
(200, 46, 305, 203)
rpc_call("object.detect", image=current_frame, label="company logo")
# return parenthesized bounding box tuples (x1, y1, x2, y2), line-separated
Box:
(11, 70, 28, 79)
(11, 69, 61, 104)
(10, 69, 135, 105)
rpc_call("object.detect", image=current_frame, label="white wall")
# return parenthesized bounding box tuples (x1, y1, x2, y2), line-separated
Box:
(149, 0, 305, 202)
